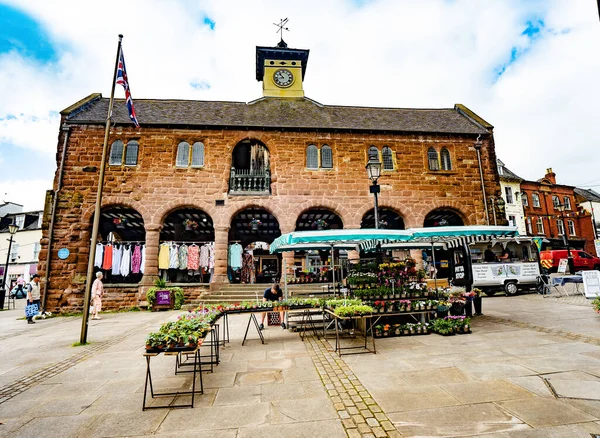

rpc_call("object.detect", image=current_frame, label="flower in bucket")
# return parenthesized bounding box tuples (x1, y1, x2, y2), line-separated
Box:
(183, 218, 199, 229)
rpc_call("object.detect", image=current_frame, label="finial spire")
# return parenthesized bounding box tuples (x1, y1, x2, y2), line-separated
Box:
(273, 18, 289, 47)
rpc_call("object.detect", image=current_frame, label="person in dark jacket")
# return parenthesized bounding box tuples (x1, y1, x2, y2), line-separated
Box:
(259, 284, 285, 330)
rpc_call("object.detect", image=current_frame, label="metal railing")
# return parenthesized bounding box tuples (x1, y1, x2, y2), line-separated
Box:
(229, 168, 270, 194)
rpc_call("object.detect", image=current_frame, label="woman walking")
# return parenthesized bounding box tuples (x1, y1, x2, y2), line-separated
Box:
(91, 272, 104, 320)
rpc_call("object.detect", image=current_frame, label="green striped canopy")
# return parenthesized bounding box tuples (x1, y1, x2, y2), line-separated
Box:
(269, 226, 519, 253)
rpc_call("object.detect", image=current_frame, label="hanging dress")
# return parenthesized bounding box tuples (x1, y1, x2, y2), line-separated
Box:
(199, 244, 210, 268)
(169, 243, 180, 269)
(131, 244, 142, 274)
(102, 244, 113, 271)
(187, 244, 200, 270)
(94, 243, 104, 268)
(120, 245, 132, 277)
(140, 245, 146, 274)
(158, 243, 170, 270)
(112, 245, 123, 276)
(178, 244, 188, 270)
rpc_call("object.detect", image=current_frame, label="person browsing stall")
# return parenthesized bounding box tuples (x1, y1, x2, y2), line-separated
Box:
(259, 283, 286, 330)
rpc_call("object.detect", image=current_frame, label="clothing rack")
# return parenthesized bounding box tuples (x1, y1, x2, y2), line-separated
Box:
(101, 240, 146, 244)
(160, 241, 213, 245)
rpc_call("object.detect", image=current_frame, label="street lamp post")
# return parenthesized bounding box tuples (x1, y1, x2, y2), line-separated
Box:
(366, 157, 382, 229)
(1, 224, 19, 309)
(555, 202, 574, 274)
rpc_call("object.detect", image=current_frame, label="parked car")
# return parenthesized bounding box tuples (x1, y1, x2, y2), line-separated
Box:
(539, 249, 600, 273)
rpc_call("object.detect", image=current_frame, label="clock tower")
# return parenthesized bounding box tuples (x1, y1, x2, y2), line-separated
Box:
(256, 40, 310, 98)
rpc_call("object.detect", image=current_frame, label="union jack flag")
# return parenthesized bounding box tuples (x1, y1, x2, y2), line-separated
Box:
(115, 48, 140, 128)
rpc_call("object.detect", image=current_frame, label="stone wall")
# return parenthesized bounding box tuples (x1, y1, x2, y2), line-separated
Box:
(38, 122, 500, 311)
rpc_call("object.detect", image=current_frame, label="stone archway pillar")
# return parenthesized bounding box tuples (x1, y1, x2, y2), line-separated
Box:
(211, 226, 230, 287)
(281, 251, 295, 279)
(140, 226, 160, 285)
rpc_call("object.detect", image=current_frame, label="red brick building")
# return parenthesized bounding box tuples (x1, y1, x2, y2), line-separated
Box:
(521, 168, 595, 253)
(38, 42, 502, 311)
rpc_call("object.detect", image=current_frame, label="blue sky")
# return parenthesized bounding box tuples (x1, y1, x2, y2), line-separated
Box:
(0, 0, 599, 210)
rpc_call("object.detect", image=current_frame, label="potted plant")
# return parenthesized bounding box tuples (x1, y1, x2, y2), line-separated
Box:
(383, 324, 391, 336)
(593, 297, 600, 314)
(374, 325, 383, 337)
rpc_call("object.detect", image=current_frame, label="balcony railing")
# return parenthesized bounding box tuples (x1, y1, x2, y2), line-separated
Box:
(229, 168, 270, 195)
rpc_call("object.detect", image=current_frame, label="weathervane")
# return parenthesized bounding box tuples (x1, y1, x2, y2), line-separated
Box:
(273, 18, 289, 46)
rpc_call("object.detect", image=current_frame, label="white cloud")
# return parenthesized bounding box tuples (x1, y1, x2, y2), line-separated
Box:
(0, 179, 49, 212)
(1, 0, 599, 210)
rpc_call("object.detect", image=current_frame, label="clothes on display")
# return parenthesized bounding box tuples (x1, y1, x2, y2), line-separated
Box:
(228, 243, 243, 269)
(93, 242, 146, 277)
(240, 252, 256, 284)
(158, 241, 215, 282)
(102, 244, 113, 270)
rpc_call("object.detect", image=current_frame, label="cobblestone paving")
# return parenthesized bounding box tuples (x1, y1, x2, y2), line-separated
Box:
(480, 314, 600, 346)
(306, 336, 401, 438)
(0, 321, 156, 405)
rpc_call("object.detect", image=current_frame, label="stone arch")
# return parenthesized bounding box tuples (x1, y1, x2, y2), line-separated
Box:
(81, 197, 150, 226)
(153, 201, 218, 230)
(360, 206, 406, 229)
(290, 198, 352, 230)
(412, 201, 472, 228)
(422, 206, 468, 227)
(295, 207, 344, 231)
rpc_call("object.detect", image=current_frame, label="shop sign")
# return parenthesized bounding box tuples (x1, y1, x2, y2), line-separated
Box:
(557, 259, 568, 274)
(582, 270, 600, 298)
(155, 291, 171, 306)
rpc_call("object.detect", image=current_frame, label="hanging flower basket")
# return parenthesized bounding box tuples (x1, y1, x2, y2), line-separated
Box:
(249, 219, 262, 231)
(113, 217, 127, 229)
(183, 219, 199, 231)
(312, 219, 328, 230)
(378, 220, 388, 228)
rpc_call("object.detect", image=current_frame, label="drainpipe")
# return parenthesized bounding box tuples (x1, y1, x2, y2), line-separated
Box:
(41, 123, 70, 311)
(474, 135, 490, 225)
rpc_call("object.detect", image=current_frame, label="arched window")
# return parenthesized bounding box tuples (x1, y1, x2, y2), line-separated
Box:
(321, 144, 333, 168)
(368, 146, 379, 161)
(440, 147, 451, 170)
(306, 144, 318, 169)
(176, 142, 190, 167)
(427, 147, 439, 171)
(191, 142, 205, 167)
(382, 146, 393, 170)
(124, 140, 138, 166)
(109, 140, 124, 165)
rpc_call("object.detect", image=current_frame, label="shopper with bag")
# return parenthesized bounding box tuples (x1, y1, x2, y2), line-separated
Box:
(25, 274, 41, 324)
(90, 271, 104, 320)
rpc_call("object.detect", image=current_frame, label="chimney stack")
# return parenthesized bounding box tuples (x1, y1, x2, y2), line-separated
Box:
(545, 168, 556, 184)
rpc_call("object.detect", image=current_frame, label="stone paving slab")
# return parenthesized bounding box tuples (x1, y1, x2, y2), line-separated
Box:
(1, 295, 600, 437)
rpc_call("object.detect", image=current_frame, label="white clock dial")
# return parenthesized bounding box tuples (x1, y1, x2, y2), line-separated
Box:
(273, 69, 294, 88)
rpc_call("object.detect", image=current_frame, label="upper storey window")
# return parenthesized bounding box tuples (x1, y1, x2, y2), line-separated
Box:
(440, 148, 452, 170)
(176, 141, 205, 168)
(427, 147, 439, 171)
(109, 140, 138, 166)
(306, 144, 333, 169)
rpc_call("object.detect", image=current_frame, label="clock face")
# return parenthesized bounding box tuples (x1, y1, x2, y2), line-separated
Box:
(273, 69, 294, 88)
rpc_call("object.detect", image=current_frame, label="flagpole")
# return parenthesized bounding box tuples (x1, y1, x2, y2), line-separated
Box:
(80, 34, 123, 344)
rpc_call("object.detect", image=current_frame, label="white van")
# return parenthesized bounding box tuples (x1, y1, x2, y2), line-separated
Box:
(450, 237, 541, 296)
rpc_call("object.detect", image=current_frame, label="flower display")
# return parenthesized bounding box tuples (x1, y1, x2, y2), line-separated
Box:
(312, 219, 328, 229)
